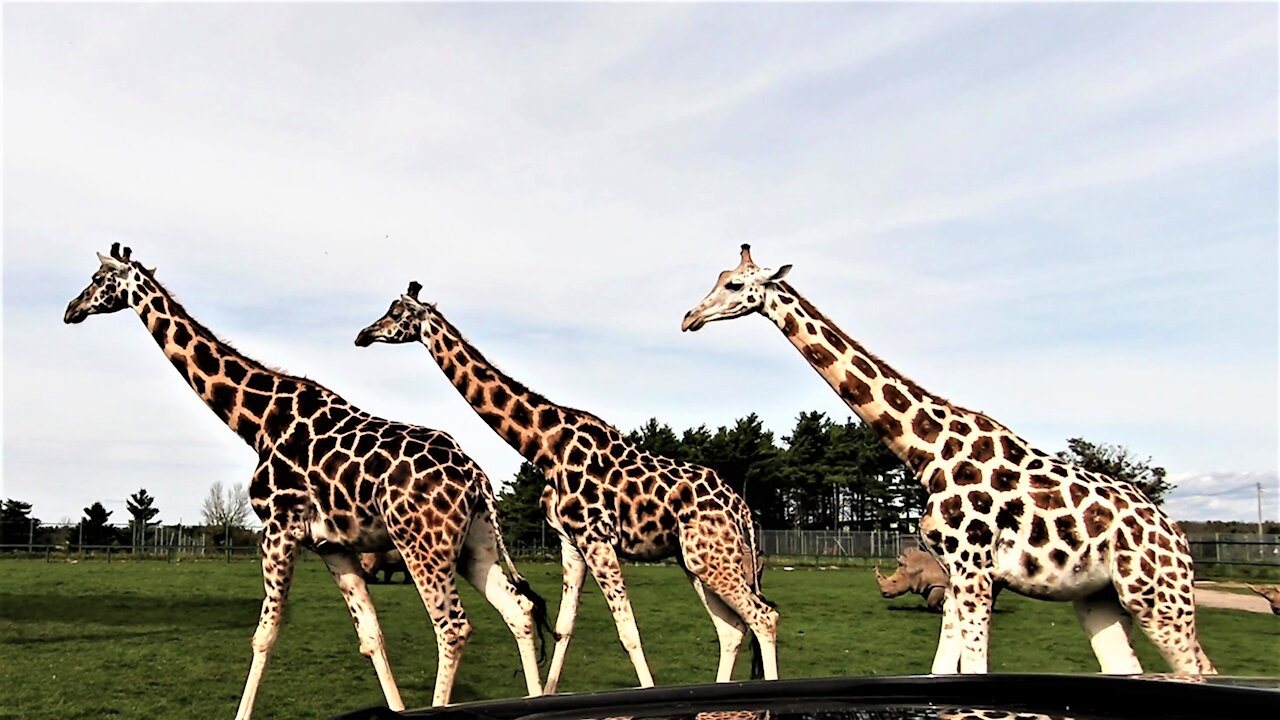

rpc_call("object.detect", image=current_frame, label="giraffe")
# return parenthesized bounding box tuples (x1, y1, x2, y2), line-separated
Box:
(682, 244, 1216, 676)
(63, 244, 551, 717)
(355, 281, 779, 692)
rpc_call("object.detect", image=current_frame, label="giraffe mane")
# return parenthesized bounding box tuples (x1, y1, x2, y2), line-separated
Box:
(430, 305, 614, 430)
(137, 265, 344, 398)
(777, 280, 1006, 430)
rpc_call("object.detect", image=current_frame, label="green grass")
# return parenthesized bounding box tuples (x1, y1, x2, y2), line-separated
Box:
(1, 558, 1276, 720)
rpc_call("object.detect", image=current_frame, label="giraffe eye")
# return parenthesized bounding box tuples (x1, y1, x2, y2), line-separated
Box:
(725, 281, 744, 291)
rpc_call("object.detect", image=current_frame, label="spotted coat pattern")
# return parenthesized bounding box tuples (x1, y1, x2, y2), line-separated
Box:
(357, 283, 779, 691)
(64, 246, 548, 718)
(683, 245, 1215, 677)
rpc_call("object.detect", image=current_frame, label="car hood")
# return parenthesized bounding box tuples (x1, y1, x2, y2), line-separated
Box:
(330, 674, 1280, 720)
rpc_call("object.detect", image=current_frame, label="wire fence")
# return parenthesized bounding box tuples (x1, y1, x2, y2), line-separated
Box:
(2, 522, 1277, 577)
(0, 520, 260, 562)
(1187, 533, 1280, 572)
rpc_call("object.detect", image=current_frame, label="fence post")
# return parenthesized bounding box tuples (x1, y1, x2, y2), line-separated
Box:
(29, 520, 35, 553)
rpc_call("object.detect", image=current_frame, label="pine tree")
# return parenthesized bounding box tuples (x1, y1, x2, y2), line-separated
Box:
(78, 502, 119, 548)
(496, 462, 551, 548)
(834, 419, 911, 530)
(126, 488, 161, 550)
(627, 418, 686, 460)
(699, 414, 786, 528)
(1, 499, 38, 546)
(782, 411, 835, 529)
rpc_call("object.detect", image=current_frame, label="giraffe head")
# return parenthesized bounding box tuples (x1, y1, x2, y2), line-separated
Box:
(63, 243, 147, 324)
(681, 244, 791, 332)
(354, 281, 432, 347)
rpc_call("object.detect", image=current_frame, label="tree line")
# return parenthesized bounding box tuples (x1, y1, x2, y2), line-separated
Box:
(0, 482, 257, 549)
(3, 412, 1178, 550)
(495, 412, 1176, 547)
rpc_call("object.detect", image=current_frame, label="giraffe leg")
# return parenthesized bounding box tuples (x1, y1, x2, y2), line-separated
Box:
(580, 540, 655, 688)
(1072, 590, 1142, 674)
(1195, 642, 1217, 675)
(1114, 556, 1212, 675)
(457, 510, 542, 698)
(685, 569, 748, 682)
(930, 585, 962, 674)
(953, 570, 994, 673)
(234, 521, 300, 720)
(543, 536, 587, 695)
(320, 550, 405, 710)
(680, 529, 779, 681)
(399, 546, 472, 706)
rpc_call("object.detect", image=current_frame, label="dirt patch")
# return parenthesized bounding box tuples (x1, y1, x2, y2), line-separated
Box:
(1194, 584, 1275, 614)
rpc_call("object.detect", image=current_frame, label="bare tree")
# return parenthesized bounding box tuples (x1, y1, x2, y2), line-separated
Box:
(200, 481, 252, 529)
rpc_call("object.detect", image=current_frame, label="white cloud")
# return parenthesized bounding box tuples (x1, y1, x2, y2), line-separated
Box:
(1163, 471, 1280, 524)
(3, 3, 1276, 525)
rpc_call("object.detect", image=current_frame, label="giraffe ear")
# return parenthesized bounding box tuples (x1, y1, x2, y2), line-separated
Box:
(97, 252, 126, 270)
(766, 265, 792, 283)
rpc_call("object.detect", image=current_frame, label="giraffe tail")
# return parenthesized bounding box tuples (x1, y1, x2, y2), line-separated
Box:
(749, 580, 778, 680)
(476, 472, 558, 662)
(741, 505, 775, 681)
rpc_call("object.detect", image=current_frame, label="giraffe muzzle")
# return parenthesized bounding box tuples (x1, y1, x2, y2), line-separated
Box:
(681, 311, 705, 332)
(353, 328, 378, 347)
(63, 301, 89, 324)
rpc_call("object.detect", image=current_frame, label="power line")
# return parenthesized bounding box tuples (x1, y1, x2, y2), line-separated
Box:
(1176, 483, 1261, 498)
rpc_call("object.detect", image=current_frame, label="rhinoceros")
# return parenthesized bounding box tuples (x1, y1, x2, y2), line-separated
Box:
(875, 546, 949, 612)
(360, 549, 412, 584)
(1247, 584, 1280, 615)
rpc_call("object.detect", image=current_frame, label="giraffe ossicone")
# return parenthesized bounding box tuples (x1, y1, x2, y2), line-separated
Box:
(683, 246, 1215, 677)
(64, 248, 552, 718)
(357, 281, 780, 692)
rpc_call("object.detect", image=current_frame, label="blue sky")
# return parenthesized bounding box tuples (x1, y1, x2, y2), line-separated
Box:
(3, 3, 1276, 527)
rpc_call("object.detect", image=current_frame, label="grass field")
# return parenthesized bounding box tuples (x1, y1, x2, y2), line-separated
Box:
(1, 558, 1276, 720)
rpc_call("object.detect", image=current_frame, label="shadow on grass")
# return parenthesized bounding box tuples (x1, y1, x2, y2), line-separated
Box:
(0, 592, 259, 629)
(4, 626, 210, 646)
(884, 605, 1010, 615)
(884, 605, 943, 614)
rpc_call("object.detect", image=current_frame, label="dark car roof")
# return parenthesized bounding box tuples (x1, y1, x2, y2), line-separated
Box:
(330, 674, 1280, 720)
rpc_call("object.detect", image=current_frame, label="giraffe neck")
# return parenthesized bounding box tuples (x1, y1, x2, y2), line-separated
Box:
(761, 281, 990, 477)
(420, 310, 566, 468)
(131, 271, 282, 451)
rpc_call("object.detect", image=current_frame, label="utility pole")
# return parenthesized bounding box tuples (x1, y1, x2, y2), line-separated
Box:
(1258, 481, 1264, 538)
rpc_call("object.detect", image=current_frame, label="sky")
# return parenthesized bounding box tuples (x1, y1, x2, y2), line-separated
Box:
(3, 3, 1276, 528)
